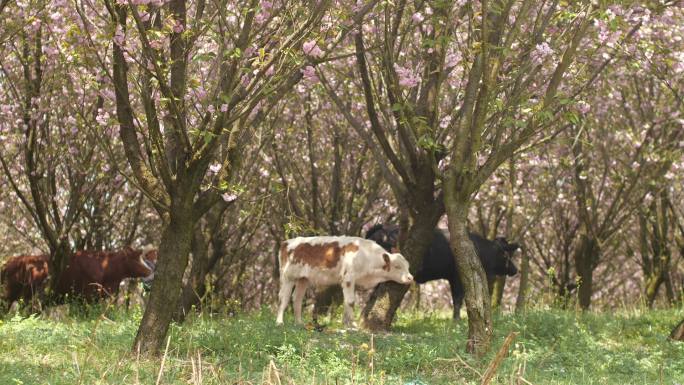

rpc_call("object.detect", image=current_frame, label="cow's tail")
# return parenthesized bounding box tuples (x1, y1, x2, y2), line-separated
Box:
(274, 241, 288, 280)
(274, 243, 281, 280)
(0, 263, 5, 294)
(0, 260, 10, 302)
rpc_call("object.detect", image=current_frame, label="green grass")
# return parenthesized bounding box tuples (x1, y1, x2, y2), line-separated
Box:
(1, 306, 683, 384)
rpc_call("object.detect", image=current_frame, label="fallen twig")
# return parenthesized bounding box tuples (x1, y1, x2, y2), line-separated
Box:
(434, 355, 482, 378)
(156, 336, 171, 385)
(481, 332, 518, 385)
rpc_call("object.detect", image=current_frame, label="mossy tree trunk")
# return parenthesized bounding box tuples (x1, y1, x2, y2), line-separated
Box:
(445, 194, 492, 356)
(134, 198, 194, 354)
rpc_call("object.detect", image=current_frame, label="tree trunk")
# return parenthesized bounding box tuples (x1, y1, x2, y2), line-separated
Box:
(133, 203, 193, 355)
(361, 282, 409, 331)
(642, 191, 672, 308)
(412, 283, 421, 311)
(176, 204, 231, 321)
(45, 241, 71, 304)
(445, 195, 492, 356)
(361, 211, 438, 331)
(670, 319, 684, 341)
(490, 276, 506, 309)
(515, 247, 530, 314)
(493, 158, 514, 311)
(312, 286, 342, 323)
(575, 235, 598, 310)
(664, 274, 675, 305)
(645, 270, 666, 308)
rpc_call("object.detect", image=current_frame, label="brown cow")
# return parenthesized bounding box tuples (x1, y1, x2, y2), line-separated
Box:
(1, 247, 157, 308)
(0, 255, 48, 308)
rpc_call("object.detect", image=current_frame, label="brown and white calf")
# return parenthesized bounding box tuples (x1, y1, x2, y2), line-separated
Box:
(276, 236, 413, 326)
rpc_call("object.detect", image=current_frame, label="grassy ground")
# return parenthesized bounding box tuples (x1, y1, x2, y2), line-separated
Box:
(1, 305, 683, 385)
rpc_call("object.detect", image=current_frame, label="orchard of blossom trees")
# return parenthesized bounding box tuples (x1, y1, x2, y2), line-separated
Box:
(0, 0, 683, 357)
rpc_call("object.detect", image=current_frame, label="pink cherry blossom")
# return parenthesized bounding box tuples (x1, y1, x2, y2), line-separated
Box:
(221, 192, 238, 202)
(209, 163, 221, 173)
(301, 65, 319, 84)
(393, 64, 419, 88)
(577, 101, 591, 114)
(173, 21, 184, 34)
(531, 42, 554, 66)
(303, 40, 324, 58)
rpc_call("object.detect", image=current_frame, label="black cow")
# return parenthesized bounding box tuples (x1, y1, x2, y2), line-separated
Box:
(365, 224, 519, 319)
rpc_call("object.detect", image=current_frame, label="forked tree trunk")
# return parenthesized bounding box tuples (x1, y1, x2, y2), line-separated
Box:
(361, 213, 438, 331)
(445, 196, 492, 356)
(361, 282, 410, 330)
(645, 265, 669, 308)
(133, 202, 193, 355)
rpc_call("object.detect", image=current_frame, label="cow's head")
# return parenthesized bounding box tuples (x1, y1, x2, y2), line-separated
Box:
(380, 252, 413, 284)
(140, 246, 158, 286)
(365, 224, 400, 252)
(122, 247, 156, 280)
(493, 237, 520, 276)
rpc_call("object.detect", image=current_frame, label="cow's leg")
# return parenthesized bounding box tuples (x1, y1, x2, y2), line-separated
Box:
(341, 280, 356, 328)
(449, 279, 465, 320)
(293, 278, 309, 325)
(276, 279, 295, 325)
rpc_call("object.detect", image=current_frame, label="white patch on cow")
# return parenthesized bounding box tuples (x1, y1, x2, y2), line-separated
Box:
(284, 235, 360, 249)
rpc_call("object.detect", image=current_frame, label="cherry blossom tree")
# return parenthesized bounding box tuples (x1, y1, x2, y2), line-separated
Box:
(318, 0, 637, 354)
(0, 0, 138, 299)
(70, 0, 382, 354)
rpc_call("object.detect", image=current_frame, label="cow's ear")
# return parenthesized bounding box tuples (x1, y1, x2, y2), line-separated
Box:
(382, 253, 391, 271)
